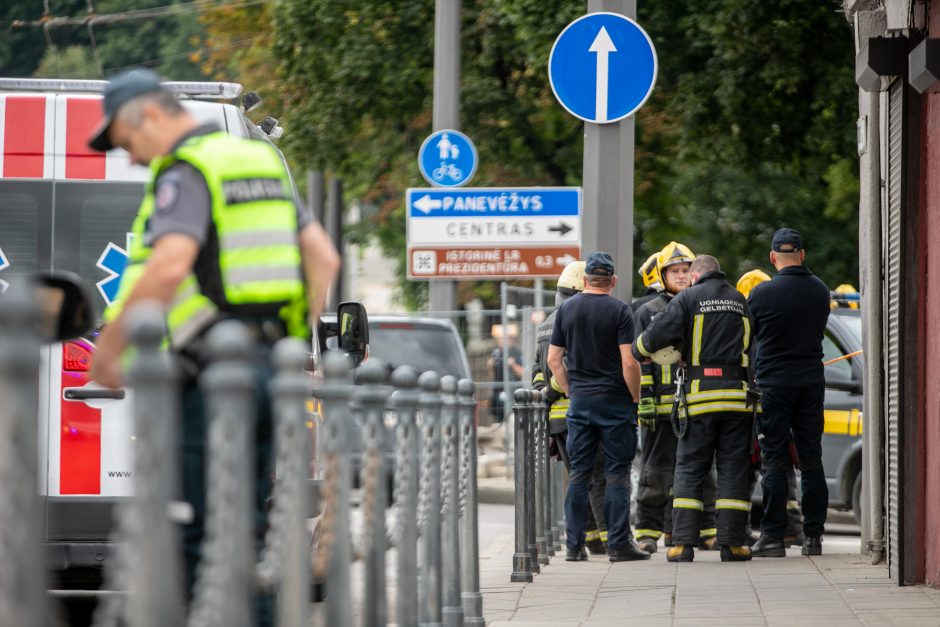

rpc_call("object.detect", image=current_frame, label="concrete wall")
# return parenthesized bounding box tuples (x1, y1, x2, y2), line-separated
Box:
(923, 2, 940, 587)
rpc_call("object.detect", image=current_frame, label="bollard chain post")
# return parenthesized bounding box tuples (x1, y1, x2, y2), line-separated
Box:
(313, 353, 355, 627)
(526, 390, 540, 574)
(263, 339, 311, 627)
(457, 379, 484, 625)
(510, 389, 533, 583)
(418, 371, 444, 626)
(354, 359, 392, 627)
(0, 283, 47, 627)
(188, 322, 256, 627)
(440, 376, 464, 627)
(391, 366, 421, 627)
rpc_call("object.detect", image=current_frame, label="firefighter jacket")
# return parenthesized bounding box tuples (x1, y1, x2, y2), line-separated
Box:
(106, 131, 308, 350)
(530, 310, 569, 435)
(634, 291, 679, 416)
(632, 271, 754, 417)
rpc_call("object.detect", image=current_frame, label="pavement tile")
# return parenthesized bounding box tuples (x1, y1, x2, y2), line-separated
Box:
(674, 617, 767, 626)
(857, 609, 940, 626)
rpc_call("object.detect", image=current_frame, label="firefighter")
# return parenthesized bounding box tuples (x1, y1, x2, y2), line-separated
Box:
(531, 260, 608, 556)
(631, 252, 663, 313)
(633, 242, 720, 554)
(87, 69, 340, 627)
(633, 254, 755, 563)
(737, 269, 806, 548)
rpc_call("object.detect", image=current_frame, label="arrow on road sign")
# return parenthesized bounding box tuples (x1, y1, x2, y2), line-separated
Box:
(414, 194, 444, 214)
(555, 253, 577, 266)
(589, 27, 616, 123)
(548, 222, 574, 237)
(0, 247, 9, 294)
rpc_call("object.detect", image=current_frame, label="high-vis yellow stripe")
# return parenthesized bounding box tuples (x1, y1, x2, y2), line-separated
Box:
(585, 529, 601, 541)
(691, 314, 704, 366)
(636, 333, 652, 357)
(741, 317, 751, 367)
(673, 498, 704, 511)
(662, 365, 672, 385)
(532, 372, 545, 385)
(634, 529, 663, 539)
(641, 375, 654, 387)
(699, 527, 717, 538)
(715, 499, 751, 511)
(685, 389, 748, 403)
(685, 401, 751, 416)
(550, 376, 564, 394)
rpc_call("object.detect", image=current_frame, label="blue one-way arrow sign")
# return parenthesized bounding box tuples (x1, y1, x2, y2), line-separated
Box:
(549, 12, 657, 124)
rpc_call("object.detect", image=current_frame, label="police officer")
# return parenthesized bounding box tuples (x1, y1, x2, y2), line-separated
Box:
(88, 70, 340, 626)
(736, 270, 805, 548)
(633, 255, 754, 563)
(531, 261, 608, 556)
(633, 242, 720, 554)
(747, 229, 830, 557)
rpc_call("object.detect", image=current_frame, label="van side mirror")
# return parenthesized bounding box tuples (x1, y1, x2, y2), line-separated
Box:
(32, 272, 99, 342)
(336, 301, 369, 368)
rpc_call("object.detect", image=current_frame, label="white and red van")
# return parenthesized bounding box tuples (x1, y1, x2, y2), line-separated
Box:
(0, 78, 291, 587)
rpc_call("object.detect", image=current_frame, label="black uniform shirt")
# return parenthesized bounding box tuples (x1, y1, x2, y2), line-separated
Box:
(747, 265, 830, 388)
(549, 292, 634, 398)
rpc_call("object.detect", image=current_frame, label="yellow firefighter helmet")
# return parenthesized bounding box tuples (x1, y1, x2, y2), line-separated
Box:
(638, 252, 662, 289)
(736, 269, 771, 298)
(657, 241, 696, 274)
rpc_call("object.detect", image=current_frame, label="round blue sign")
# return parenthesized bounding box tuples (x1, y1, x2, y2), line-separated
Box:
(549, 12, 657, 124)
(418, 129, 478, 188)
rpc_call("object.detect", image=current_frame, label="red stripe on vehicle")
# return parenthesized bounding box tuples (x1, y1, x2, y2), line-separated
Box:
(60, 371, 102, 495)
(3, 96, 46, 178)
(66, 98, 106, 180)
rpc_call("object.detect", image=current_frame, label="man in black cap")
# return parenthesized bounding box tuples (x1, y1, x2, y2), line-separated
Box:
(88, 69, 340, 625)
(547, 252, 649, 562)
(748, 228, 831, 557)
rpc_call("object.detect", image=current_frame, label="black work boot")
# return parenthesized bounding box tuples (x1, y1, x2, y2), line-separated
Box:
(751, 535, 786, 557)
(586, 538, 607, 555)
(720, 545, 753, 562)
(565, 546, 588, 561)
(784, 530, 805, 548)
(802, 536, 822, 556)
(608, 540, 651, 562)
(666, 544, 694, 562)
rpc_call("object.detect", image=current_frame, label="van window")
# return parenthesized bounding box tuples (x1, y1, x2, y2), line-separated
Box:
(0, 180, 52, 275)
(822, 331, 853, 384)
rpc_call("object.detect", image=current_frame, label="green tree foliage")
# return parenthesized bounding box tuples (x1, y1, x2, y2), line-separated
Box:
(33, 46, 99, 79)
(273, 0, 859, 307)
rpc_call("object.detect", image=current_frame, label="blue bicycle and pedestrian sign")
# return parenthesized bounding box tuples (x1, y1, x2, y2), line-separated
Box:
(418, 129, 478, 188)
(549, 12, 658, 124)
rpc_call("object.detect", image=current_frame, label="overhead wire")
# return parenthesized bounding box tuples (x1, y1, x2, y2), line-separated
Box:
(10, 0, 271, 30)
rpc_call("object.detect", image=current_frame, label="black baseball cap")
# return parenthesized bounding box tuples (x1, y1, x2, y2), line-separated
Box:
(88, 69, 166, 152)
(584, 251, 615, 277)
(771, 228, 802, 253)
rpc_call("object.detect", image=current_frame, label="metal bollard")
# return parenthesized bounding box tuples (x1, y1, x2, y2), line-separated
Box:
(264, 339, 311, 627)
(542, 393, 555, 559)
(391, 366, 421, 627)
(353, 359, 391, 627)
(439, 376, 463, 627)
(126, 305, 185, 627)
(188, 322, 257, 627)
(457, 379, 484, 626)
(533, 391, 549, 567)
(510, 389, 532, 583)
(526, 390, 540, 574)
(418, 371, 444, 626)
(313, 353, 355, 627)
(0, 283, 46, 627)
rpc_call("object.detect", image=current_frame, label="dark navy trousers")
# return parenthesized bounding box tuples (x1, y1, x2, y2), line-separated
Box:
(564, 395, 637, 550)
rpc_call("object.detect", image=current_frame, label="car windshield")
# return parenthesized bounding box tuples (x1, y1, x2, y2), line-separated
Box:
(366, 322, 468, 378)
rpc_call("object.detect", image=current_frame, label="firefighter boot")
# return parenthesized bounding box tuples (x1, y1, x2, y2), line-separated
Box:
(666, 545, 694, 563)
(663, 532, 674, 547)
(585, 529, 607, 556)
(698, 536, 719, 551)
(720, 545, 753, 562)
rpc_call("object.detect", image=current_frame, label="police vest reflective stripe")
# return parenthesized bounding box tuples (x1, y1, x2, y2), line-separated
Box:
(106, 132, 307, 347)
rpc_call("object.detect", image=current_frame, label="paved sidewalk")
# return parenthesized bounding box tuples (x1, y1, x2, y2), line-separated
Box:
(479, 534, 940, 626)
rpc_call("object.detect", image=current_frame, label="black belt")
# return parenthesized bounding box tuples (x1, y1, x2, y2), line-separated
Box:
(688, 364, 748, 381)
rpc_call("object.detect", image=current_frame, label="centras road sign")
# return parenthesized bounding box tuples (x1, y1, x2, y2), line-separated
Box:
(418, 129, 478, 188)
(549, 12, 657, 124)
(408, 246, 581, 280)
(406, 187, 581, 280)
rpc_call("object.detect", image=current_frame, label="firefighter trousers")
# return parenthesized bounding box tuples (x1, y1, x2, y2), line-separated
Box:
(554, 431, 607, 539)
(672, 411, 752, 547)
(635, 422, 717, 541)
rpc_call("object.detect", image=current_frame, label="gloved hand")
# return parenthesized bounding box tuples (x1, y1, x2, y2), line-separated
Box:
(638, 397, 657, 430)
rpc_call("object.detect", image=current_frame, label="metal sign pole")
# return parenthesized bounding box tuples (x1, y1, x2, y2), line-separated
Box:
(583, 0, 637, 303)
(429, 0, 461, 312)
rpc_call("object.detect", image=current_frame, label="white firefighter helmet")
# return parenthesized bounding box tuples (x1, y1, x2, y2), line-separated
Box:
(557, 260, 586, 294)
(651, 346, 681, 366)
